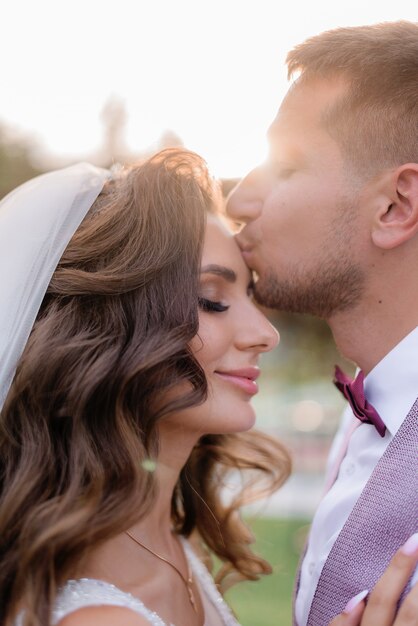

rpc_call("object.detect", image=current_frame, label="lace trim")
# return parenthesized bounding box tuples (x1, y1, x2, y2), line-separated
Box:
(52, 578, 171, 626)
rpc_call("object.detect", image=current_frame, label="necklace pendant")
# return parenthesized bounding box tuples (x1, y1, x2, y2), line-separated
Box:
(125, 531, 198, 613)
(188, 585, 197, 613)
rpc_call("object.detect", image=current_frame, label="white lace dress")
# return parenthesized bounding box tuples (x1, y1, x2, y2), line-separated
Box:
(18, 539, 240, 626)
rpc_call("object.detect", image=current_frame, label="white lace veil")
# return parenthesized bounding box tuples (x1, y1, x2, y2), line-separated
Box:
(0, 163, 110, 409)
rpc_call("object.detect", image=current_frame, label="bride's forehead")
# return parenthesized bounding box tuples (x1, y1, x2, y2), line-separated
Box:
(202, 216, 251, 280)
(203, 216, 236, 255)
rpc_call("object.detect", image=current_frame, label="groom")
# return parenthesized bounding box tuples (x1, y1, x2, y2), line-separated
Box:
(226, 21, 418, 626)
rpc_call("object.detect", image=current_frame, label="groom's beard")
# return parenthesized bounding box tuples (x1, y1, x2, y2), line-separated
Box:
(254, 262, 365, 319)
(253, 206, 366, 319)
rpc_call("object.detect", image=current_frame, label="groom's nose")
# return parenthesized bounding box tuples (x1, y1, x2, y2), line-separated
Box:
(226, 166, 266, 225)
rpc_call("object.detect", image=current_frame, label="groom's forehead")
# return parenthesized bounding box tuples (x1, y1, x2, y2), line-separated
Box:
(269, 77, 349, 134)
(267, 94, 315, 145)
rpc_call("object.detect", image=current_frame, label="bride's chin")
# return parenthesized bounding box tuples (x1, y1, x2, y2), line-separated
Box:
(220, 406, 257, 434)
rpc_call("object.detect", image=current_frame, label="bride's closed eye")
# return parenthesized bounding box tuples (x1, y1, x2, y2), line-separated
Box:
(198, 298, 230, 313)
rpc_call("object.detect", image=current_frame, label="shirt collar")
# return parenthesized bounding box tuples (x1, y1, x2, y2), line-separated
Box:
(364, 326, 418, 435)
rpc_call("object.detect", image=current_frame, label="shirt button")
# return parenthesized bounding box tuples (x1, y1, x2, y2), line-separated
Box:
(308, 561, 315, 575)
(345, 462, 356, 476)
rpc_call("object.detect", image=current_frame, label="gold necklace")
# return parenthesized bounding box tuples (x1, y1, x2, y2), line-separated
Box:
(125, 531, 197, 613)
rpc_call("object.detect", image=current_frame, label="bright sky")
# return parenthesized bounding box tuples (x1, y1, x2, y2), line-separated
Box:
(2, 0, 417, 178)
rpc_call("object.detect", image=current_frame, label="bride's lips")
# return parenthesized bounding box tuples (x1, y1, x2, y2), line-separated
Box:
(214, 367, 260, 396)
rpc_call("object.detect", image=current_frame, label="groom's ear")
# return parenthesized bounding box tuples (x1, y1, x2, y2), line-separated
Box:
(371, 164, 418, 249)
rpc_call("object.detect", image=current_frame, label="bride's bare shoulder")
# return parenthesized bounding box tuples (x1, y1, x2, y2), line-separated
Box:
(57, 605, 152, 626)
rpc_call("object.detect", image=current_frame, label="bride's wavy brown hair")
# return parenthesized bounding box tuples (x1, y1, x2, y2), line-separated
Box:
(0, 149, 290, 626)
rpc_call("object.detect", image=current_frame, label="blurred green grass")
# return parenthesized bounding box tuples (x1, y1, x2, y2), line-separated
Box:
(225, 518, 310, 626)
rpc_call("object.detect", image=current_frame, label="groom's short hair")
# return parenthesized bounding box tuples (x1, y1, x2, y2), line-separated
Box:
(286, 21, 418, 180)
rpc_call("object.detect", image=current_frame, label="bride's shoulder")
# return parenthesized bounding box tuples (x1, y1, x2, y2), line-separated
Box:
(57, 605, 151, 626)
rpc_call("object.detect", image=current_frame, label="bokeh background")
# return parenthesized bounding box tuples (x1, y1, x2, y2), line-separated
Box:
(2, 2, 416, 623)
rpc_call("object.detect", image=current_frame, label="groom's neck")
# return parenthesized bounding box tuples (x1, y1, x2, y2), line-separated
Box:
(328, 303, 418, 375)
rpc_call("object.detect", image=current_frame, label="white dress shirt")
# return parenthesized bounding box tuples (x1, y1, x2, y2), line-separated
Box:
(295, 326, 418, 626)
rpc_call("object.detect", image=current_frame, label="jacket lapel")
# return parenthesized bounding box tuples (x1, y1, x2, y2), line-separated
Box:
(306, 399, 418, 626)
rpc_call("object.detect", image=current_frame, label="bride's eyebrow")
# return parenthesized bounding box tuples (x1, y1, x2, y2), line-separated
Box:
(200, 264, 236, 283)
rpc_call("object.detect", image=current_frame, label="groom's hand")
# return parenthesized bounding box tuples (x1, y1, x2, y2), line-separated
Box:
(330, 533, 418, 626)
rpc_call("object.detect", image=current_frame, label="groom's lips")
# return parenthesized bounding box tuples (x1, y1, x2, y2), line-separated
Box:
(236, 234, 253, 254)
(236, 232, 249, 250)
(236, 231, 261, 270)
(237, 240, 256, 266)
(241, 249, 254, 265)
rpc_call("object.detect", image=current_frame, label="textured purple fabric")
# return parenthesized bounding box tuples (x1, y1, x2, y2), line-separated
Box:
(334, 366, 386, 437)
(305, 399, 418, 626)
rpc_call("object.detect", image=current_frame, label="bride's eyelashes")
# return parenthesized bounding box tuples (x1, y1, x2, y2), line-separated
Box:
(198, 298, 230, 313)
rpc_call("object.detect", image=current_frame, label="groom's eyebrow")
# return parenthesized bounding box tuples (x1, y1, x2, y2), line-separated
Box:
(200, 264, 236, 283)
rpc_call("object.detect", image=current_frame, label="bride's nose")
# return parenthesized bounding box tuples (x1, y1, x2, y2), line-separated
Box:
(235, 306, 279, 354)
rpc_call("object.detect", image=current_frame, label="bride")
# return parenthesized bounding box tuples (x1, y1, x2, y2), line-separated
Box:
(0, 150, 416, 626)
(0, 149, 289, 626)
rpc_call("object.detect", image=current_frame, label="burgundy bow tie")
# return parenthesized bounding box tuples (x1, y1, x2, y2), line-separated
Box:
(333, 365, 386, 437)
